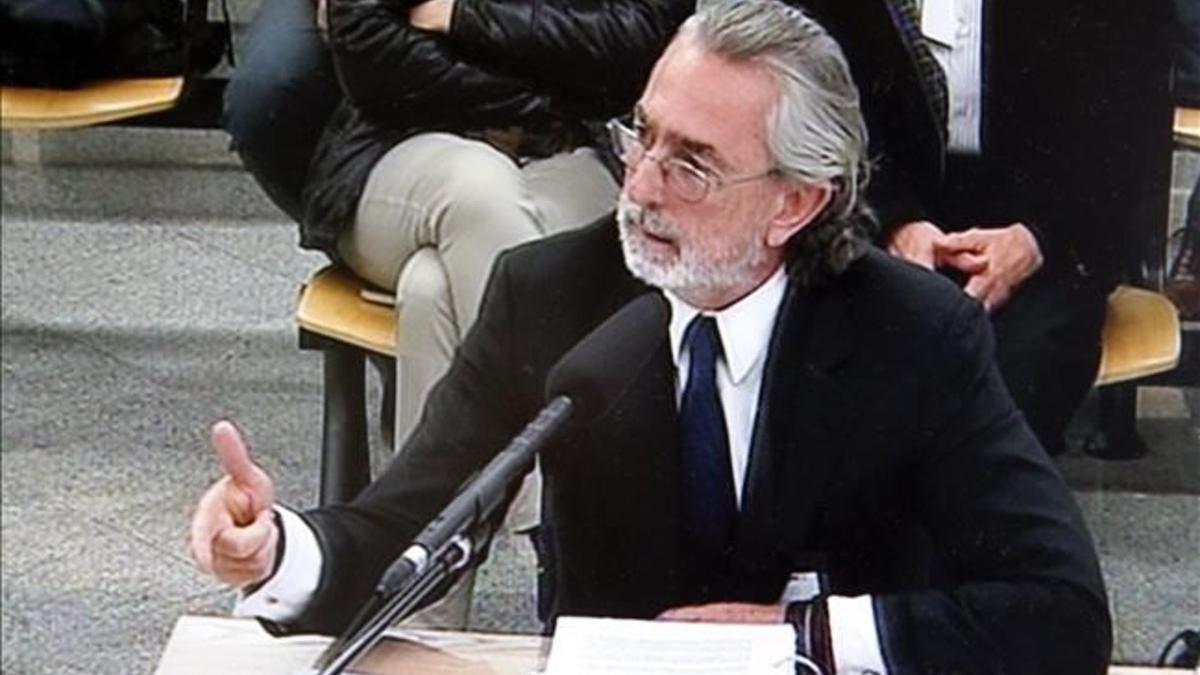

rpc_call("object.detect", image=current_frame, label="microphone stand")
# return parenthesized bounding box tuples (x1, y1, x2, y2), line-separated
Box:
(307, 397, 576, 675)
(310, 527, 482, 675)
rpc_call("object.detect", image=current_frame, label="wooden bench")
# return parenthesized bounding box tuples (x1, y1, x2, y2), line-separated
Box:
(0, 0, 228, 131)
(1, 77, 186, 130)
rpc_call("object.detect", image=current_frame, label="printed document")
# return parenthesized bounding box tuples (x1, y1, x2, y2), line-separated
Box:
(544, 616, 796, 674)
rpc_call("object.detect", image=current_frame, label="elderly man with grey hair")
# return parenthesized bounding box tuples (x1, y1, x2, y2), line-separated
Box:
(188, 0, 1110, 671)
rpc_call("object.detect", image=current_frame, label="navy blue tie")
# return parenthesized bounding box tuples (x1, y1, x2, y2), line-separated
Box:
(679, 316, 738, 562)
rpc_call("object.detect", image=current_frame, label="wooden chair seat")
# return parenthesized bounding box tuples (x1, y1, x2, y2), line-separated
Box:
(1095, 285, 1181, 386)
(297, 265, 396, 356)
(1086, 284, 1183, 459)
(1, 76, 184, 130)
(1176, 107, 1200, 150)
(296, 265, 398, 505)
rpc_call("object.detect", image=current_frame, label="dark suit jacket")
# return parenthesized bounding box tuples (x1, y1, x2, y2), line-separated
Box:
(804, 0, 947, 228)
(290, 218, 1110, 673)
(883, 0, 1175, 283)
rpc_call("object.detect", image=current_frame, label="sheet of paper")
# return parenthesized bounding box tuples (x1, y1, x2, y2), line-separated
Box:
(544, 616, 796, 674)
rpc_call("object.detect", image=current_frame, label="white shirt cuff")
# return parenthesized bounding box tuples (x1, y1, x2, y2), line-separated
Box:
(828, 595, 888, 674)
(232, 506, 322, 623)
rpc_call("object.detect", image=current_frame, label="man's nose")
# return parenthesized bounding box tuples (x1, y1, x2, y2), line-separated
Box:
(623, 153, 667, 207)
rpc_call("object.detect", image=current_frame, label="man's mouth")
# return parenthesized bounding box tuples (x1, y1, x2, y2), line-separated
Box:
(639, 226, 674, 246)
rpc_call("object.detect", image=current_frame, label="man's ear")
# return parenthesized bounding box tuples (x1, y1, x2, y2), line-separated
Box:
(765, 182, 833, 248)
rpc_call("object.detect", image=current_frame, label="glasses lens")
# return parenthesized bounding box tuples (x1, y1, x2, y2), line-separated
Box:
(608, 118, 712, 202)
(665, 160, 710, 202)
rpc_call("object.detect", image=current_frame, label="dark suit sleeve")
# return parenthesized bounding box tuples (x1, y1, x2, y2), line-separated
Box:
(872, 297, 1111, 674)
(278, 252, 532, 636)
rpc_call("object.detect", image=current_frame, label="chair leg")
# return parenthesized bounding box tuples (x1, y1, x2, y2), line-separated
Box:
(319, 345, 372, 504)
(1084, 383, 1150, 460)
(367, 352, 396, 452)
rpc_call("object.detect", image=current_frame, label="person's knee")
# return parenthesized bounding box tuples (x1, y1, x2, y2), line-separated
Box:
(427, 143, 534, 229)
(222, 34, 335, 143)
(396, 248, 451, 311)
(395, 249, 459, 359)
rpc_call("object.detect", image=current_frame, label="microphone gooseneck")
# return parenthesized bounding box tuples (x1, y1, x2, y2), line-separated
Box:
(314, 292, 670, 675)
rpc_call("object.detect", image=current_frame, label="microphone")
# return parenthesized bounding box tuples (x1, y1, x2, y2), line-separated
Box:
(545, 292, 672, 419)
(315, 292, 670, 674)
(377, 292, 670, 595)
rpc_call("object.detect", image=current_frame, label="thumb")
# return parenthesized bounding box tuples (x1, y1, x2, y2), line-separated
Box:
(211, 421, 274, 511)
(940, 250, 988, 274)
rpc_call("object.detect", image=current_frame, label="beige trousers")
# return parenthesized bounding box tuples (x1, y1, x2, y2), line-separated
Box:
(335, 132, 618, 628)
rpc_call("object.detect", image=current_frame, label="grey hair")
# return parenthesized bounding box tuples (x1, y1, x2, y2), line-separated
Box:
(681, 0, 874, 284)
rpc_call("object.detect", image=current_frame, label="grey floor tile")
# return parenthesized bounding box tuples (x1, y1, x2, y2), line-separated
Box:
(173, 220, 329, 283)
(2, 219, 303, 335)
(2, 128, 238, 168)
(1078, 492, 1200, 664)
(1, 164, 282, 222)
(0, 502, 224, 675)
(1058, 388, 1200, 495)
(470, 531, 541, 635)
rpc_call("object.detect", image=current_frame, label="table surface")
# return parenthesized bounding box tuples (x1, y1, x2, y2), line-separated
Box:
(154, 615, 548, 675)
(153, 615, 1193, 675)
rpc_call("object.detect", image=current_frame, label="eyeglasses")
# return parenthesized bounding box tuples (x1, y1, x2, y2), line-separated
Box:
(607, 118, 777, 203)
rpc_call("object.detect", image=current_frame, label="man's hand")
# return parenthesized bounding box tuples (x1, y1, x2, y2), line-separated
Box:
(939, 223, 1043, 311)
(887, 220, 947, 270)
(189, 421, 279, 588)
(658, 602, 786, 624)
(409, 0, 454, 32)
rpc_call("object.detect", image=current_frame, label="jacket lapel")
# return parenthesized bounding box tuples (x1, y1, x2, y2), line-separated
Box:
(735, 276, 858, 571)
(573, 269, 684, 605)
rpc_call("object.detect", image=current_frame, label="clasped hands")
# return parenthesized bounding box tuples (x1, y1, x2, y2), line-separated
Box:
(887, 220, 1043, 311)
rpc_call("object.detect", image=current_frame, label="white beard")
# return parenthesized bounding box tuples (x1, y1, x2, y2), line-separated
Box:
(616, 195, 768, 302)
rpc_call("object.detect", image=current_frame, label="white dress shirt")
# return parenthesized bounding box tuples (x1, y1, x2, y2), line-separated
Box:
(921, 0, 984, 154)
(664, 267, 886, 674)
(239, 265, 887, 673)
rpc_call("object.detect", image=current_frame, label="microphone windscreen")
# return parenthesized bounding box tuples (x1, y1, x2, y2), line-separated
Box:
(545, 293, 670, 422)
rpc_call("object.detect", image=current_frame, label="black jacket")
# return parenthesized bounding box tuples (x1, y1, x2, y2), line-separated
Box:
(299, 0, 692, 256)
(290, 218, 1110, 673)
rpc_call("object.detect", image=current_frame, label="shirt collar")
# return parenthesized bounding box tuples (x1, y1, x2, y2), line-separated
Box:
(665, 266, 788, 385)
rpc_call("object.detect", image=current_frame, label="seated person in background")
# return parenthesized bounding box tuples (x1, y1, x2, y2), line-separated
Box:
(223, 0, 693, 449)
(190, 1, 1111, 671)
(883, 0, 1175, 455)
